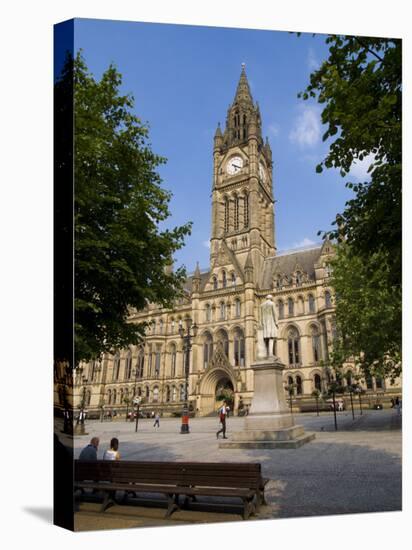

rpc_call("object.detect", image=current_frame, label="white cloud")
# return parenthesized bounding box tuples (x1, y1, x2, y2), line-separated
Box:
(308, 47, 319, 71)
(349, 153, 375, 181)
(293, 237, 316, 248)
(202, 240, 211, 249)
(289, 105, 321, 148)
(268, 123, 280, 137)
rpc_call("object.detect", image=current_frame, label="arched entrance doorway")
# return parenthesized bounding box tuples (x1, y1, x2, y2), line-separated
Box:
(215, 377, 234, 409)
(198, 368, 236, 416)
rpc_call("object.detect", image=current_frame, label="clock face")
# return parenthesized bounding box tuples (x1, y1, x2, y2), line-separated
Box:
(226, 156, 244, 175)
(259, 163, 266, 182)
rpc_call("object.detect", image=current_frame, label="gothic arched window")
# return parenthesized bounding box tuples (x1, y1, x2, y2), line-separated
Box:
(325, 290, 332, 308)
(311, 326, 321, 363)
(172, 386, 177, 402)
(113, 353, 120, 381)
(212, 276, 218, 290)
(243, 194, 249, 228)
(153, 386, 159, 402)
(205, 304, 211, 323)
(165, 386, 170, 402)
(288, 298, 294, 316)
(125, 352, 132, 380)
(277, 300, 284, 320)
(224, 197, 229, 233)
(314, 373, 322, 391)
(308, 294, 316, 313)
(147, 344, 153, 377)
(155, 345, 161, 377)
(107, 389, 112, 405)
(345, 370, 353, 387)
(234, 328, 245, 366)
(296, 271, 302, 286)
(234, 110, 239, 127)
(220, 302, 226, 320)
(235, 298, 241, 318)
(366, 374, 373, 390)
(231, 272, 236, 286)
(170, 344, 177, 378)
(222, 271, 227, 288)
(136, 347, 144, 379)
(234, 195, 239, 231)
(203, 332, 213, 368)
(296, 375, 303, 395)
(287, 327, 300, 365)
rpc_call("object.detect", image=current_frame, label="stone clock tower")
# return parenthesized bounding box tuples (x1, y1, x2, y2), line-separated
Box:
(210, 64, 275, 281)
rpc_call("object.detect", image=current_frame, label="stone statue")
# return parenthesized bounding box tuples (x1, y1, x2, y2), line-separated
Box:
(260, 294, 279, 357)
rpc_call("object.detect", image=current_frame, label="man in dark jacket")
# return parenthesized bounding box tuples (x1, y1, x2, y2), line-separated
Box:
(79, 437, 99, 460)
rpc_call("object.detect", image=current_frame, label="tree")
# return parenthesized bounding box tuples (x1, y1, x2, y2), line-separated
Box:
(57, 53, 192, 365)
(329, 245, 401, 381)
(300, 36, 401, 376)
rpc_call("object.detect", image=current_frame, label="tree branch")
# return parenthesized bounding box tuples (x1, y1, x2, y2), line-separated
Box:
(354, 37, 384, 63)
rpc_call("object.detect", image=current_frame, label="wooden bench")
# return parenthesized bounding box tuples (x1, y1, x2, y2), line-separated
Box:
(75, 460, 268, 520)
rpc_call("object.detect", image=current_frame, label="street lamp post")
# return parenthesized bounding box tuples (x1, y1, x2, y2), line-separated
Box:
(178, 318, 198, 434)
(74, 372, 88, 435)
(285, 384, 296, 422)
(133, 397, 141, 432)
(354, 385, 363, 415)
(311, 389, 321, 417)
(348, 386, 355, 420)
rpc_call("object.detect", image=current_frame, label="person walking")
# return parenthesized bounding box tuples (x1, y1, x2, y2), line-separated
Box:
(103, 437, 121, 460)
(153, 412, 160, 428)
(216, 402, 229, 439)
(79, 437, 99, 460)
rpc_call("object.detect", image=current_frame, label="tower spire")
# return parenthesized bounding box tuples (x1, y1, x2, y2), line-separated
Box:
(234, 63, 253, 105)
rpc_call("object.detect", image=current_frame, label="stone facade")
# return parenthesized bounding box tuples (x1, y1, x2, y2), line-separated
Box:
(72, 67, 400, 417)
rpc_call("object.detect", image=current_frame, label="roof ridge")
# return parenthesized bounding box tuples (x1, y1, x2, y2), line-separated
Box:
(274, 244, 322, 257)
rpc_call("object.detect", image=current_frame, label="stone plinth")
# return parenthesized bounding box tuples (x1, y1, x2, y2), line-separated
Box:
(248, 358, 290, 415)
(220, 357, 315, 449)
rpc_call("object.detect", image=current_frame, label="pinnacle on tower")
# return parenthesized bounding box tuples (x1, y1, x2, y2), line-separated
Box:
(214, 122, 222, 137)
(234, 63, 253, 106)
(193, 261, 201, 279)
(244, 251, 254, 283)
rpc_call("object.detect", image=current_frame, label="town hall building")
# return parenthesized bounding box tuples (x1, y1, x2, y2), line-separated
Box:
(72, 66, 397, 417)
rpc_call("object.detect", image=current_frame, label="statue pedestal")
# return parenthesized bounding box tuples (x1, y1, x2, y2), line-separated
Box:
(220, 358, 315, 449)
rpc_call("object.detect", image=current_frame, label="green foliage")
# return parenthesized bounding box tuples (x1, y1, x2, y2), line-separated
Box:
(300, 36, 401, 376)
(301, 36, 401, 283)
(56, 52, 192, 364)
(329, 245, 401, 380)
(216, 388, 234, 406)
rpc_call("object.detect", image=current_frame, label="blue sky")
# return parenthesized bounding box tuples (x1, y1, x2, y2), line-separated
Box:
(70, 19, 369, 272)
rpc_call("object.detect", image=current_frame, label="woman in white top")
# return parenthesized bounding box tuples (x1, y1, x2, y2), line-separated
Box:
(103, 437, 121, 460)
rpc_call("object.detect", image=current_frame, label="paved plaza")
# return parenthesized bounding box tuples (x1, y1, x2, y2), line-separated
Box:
(70, 409, 402, 530)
